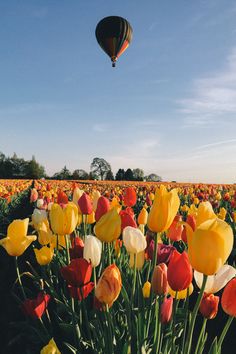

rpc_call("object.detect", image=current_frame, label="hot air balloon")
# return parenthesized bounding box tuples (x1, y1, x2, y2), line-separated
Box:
(95, 16, 133, 67)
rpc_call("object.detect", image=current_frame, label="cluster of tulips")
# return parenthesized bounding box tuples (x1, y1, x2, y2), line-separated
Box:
(0, 182, 236, 353)
(0, 179, 31, 202)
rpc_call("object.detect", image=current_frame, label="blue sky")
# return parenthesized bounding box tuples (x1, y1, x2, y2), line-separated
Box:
(1, 0, 236, 183)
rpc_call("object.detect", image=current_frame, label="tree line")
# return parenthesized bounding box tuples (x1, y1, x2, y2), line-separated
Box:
(0, 153, 162, 182)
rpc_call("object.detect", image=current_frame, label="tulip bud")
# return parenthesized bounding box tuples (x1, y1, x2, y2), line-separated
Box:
(142, 281, 151, 298)
(167, 250, 193, 291)
(34, 245, 54, 265)
(160, 297, 173, 324)
(40, 338, 61, 354)
(92, 190, 101, 211)
(123, 226, 147, 254)
(138, 207, 148, 225)
(221, 278, 236, 317)
(83, 235, 102, 267)
(152, 263, 168, 296)
(57, 191, 68, 205)
(30, 188, 38, 203)
(94, 208, 121, 243)
(147, 185, 180, 233)
(95, 196, 110, 222)
(199, 293, 219, 319)
(120, 207, 137, 231)
(78, 193, 93, 215)
(123, 187, 137, 207)
(95, 264, 122, 306)
(167, 215, 183, 242)
(72, 187, 84, 205)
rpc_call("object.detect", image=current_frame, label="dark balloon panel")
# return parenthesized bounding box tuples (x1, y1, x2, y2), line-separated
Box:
(95, 16, 133, 67)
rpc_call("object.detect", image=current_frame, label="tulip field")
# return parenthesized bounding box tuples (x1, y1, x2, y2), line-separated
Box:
(0, 179, 236, 354)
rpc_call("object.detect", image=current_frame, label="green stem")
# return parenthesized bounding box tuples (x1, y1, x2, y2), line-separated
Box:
(81, 295, 93, 349)
(194, 318, 207, 354)
(65, 235, 71, 265)
(71, 298, 80, 349)
(171, 292, 178, 351)
(184, 274, 208, 354)
(105, 304, 114, 354)
(132, 253, 137, 309)
(218, 316, 234, 349)
(152, 233, 159, 272)
(181, 287, 190, 352)
(93, 267, 97, 288)
(107, 242, 112, 265)
(15, 257, 27, 300)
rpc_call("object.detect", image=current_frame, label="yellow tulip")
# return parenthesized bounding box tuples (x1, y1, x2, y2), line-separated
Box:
(181, 205, 189, 213)
(40, 338, 61, 354)
(187, 218, 233, 275)
(168, 283, 194, 299)
(34, 245, 54, 265)
(138, 207, 148, 225)
(142, 281, 151, 298)
(72, 187, 84, 205)
(92, 190, 101, 211)
(0, 218, 36, 256)
(94, 208, 121, 242)
(147, 185, 180, 232)
(87, 211, 95, 224)
(49, 202, 78, 235)
(196, 201, 216, 227)
(217, 207, 227, 221)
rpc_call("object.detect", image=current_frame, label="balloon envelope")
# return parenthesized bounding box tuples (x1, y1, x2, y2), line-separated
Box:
(95, 16, 133, 67)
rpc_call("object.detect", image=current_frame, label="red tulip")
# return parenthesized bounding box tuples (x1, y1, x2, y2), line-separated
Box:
(167, 250, 193, 291)
(123, 187, 137, 207)
(181, 214, 196, 243)
(161, 297, 173, 324)
(78, 193, 93, 215)
(57, 190, 68, 205)
(200, 293, 219, 319)
(69, 237, 84, 259)
(95, 196, 110, 222)
(22, 292, 50, 319)
(68, 282, 95, 301)
(167, 215, 183, 242)
(146, 241, 175, 265)
(120, 207, 137, 231)
(60, 258, 92, 287)
(221, 278, 236, 317)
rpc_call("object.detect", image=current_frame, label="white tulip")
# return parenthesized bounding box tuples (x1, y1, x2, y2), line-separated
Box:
(194, 264, 236, 294)
(36, 199, 44, 209)
(83, 235, 102, 267)
(123, 226, 147, 254)
(32, 208, 47, 226)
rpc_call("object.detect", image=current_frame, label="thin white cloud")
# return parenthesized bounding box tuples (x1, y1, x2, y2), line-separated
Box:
(92, 124, 107, 133)
(178, 46, 236, 127)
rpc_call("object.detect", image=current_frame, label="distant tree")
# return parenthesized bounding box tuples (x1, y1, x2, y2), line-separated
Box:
(124, 168, 134, 181)
(145, 173, 162, 182)
(115, 168, 125, 181)
(25, 156, 45, 179)
(90, 157, 111, 180)
(133, 168, 144, 181)
(106, 170, 114, 180)
(52, 166, 71, 180)
(72, 169, 89, 180)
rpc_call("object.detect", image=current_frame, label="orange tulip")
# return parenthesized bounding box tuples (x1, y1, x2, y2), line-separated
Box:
(221, 278, 236, 317)
(152, 263, 168, 296)
(167, 250, 193, 291)
(95, 264, 122, 307)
